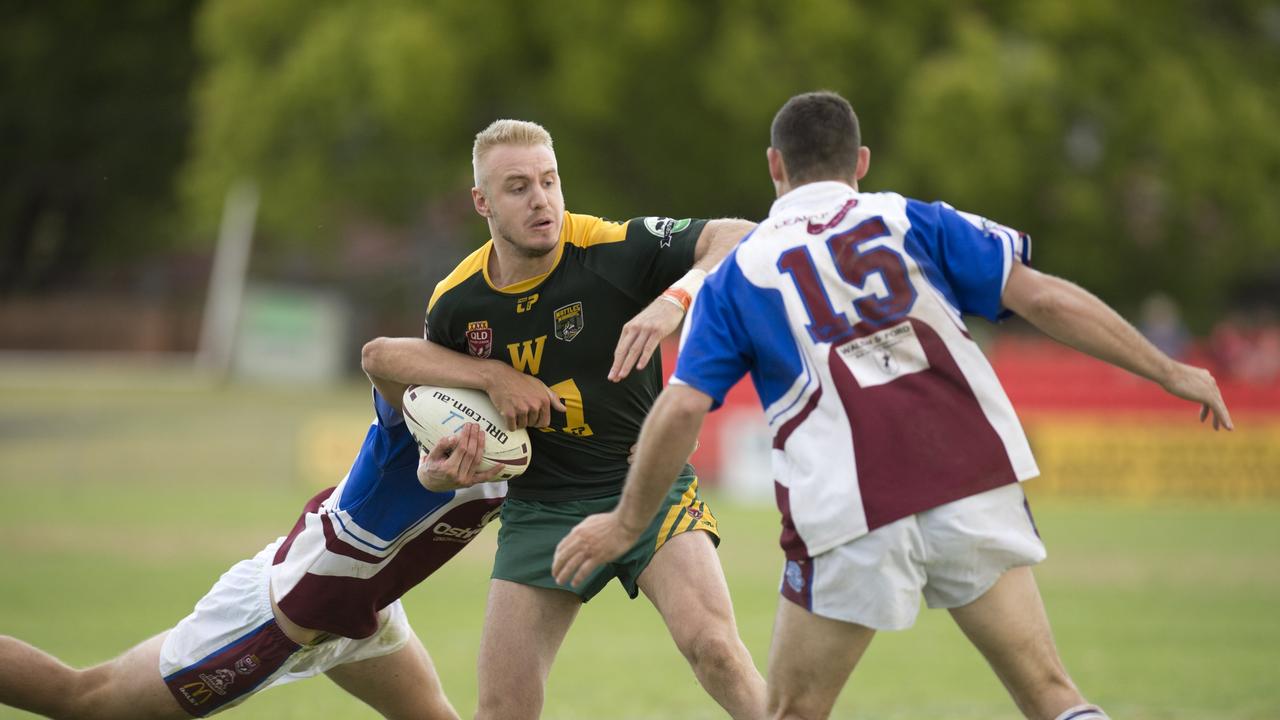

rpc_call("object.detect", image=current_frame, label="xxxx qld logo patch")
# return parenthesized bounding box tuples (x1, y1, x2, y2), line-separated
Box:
(466, 321, 493, 359)
(643, 217, 691, 248)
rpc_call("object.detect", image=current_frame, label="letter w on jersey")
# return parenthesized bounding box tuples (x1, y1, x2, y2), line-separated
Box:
(507, 335, 547, 374)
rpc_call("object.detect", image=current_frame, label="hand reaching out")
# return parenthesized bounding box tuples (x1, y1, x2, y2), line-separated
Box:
(1160, 362, 1234, 431)
(610, 296, 685, 382)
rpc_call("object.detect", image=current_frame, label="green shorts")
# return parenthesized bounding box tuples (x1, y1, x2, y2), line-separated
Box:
(493, 473, 720, 601)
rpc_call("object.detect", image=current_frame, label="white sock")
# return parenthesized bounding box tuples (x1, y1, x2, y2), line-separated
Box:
(1053, 704, 1109, 720)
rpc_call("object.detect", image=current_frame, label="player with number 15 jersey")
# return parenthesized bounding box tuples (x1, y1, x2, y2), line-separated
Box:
(677, 187, 1040, 561)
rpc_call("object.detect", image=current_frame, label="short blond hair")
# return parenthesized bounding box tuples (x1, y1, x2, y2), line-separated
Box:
(472, 119, 555, 187)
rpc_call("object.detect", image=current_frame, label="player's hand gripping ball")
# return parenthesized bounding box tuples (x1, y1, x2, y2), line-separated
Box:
(402, 385, 532, 481)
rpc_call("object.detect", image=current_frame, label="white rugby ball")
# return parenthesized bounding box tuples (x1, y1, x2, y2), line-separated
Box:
(402, 385, 531, 480)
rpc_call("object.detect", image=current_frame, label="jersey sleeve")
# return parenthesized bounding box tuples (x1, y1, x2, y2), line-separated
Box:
(670, 251, 754, 410)
(903, 199, 1032, 322)
(581, 215, 705, 301)
(372, 387, 406, 429)
(424, 290, 464, 352)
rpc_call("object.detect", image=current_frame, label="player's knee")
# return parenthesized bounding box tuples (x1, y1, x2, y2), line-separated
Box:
(680, 626, 744, 677)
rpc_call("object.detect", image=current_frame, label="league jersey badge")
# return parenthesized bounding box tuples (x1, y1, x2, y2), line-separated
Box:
(466, 321, 494, 358)
(642, 216, 691, 248)
(554, 302, 584, 342)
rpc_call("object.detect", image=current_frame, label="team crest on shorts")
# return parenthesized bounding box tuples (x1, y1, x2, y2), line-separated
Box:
(234, 654, 260, 675)
(466, 321, 493, 358)
(784, 560, 805, 593)
(199, 669, 236, 696)
(554, 302, 584, 342)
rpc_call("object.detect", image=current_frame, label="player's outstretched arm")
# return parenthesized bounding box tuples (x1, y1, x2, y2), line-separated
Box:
(362, 336, 565, 429)
(1002, 263, 1233, 430)
(553, 385, 713, 587)
(609, 219, 755, 381)
(417, 422, 505, 492)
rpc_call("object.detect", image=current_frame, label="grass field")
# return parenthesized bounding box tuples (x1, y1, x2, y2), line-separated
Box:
(1, 360, 1278, 719)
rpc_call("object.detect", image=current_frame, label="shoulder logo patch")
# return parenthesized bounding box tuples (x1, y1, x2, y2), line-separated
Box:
(642, 217, 691, 248)
(554, 302, 584, 342)
(466, 321, 493, 359)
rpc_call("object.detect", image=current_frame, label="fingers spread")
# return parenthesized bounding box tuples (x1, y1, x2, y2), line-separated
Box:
(612, 334, 647, 382)
(610, 328, 639, 382)
(633, 332, 662, 372)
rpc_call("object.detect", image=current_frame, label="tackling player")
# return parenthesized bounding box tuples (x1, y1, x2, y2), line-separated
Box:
(0, 357, 537, 720)
(553, 91, 1232, 720)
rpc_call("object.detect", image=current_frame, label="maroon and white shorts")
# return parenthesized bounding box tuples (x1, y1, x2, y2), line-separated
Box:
(780, 482, 1046, 631)
(158, 540, 412, 717)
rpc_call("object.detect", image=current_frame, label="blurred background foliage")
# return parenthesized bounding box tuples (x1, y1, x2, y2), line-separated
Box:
(3, 0, 1279, 337)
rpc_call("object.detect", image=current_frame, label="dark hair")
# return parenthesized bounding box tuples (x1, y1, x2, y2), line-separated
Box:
(769, 91, 861, 184)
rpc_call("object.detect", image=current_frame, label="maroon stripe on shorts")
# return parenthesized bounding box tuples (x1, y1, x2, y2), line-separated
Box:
(273, 487, 336, 565)
(162, 620, 300, 717)
(774, 482, 811, 561)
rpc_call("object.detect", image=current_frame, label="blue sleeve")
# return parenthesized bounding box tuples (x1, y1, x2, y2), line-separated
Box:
(671, 254, 755, 411)
(904, 199, 1032, 322)
(372, 388, 406, 429)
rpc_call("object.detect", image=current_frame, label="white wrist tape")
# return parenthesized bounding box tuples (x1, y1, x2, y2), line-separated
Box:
(671, 268, 707, 297)
(659, 268, 709, 313)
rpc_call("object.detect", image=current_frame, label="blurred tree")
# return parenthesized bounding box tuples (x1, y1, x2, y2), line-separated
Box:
(179, 1, 1280, 330)
(0, 0, 197, 294)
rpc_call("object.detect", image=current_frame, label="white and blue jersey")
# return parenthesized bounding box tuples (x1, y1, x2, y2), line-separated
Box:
(673, 182, 1038, 560)
(269, 390, 506, 638)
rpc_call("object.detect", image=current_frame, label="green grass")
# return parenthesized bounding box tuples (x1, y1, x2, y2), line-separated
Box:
(1, 362, 1278, 719)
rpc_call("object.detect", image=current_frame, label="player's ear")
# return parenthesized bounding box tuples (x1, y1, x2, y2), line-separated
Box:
(767, 147, 787, 186)
(766, 147, 783, 182)
(854, 146, 871, 182)
(472, 186, 490, 218)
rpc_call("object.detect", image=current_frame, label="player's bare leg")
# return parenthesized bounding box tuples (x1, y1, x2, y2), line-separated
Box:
(0, 632, 188, 720)
(638, 530, 767, 720)
(474, 579, 580, 720)
(765, 599, 875, 720)
(949, 566, 1098, 720)
(326, 633, 460, 720)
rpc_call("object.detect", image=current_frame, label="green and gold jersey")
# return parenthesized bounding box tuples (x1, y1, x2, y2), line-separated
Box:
(426, 212, 706, 502)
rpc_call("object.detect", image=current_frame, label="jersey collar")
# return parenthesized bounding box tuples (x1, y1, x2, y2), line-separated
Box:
(480, 212, 571, 294)
(768, 181, 858, 218)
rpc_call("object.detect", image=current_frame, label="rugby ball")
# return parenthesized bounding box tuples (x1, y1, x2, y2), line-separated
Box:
(402, 385, 531, 480)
